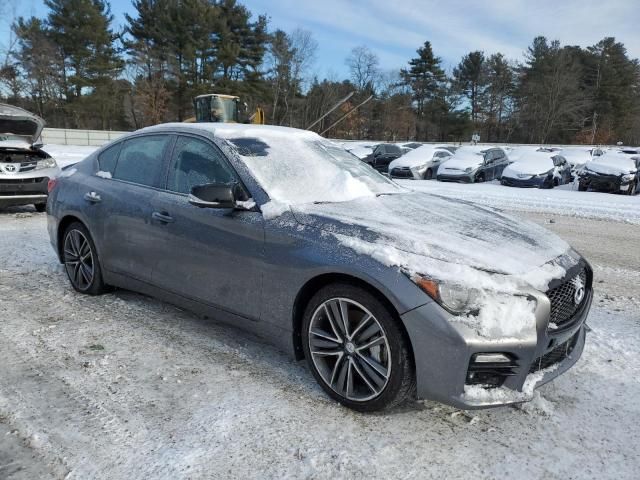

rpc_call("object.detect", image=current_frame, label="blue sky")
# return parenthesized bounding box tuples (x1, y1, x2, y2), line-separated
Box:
(3, 0, 639, 78)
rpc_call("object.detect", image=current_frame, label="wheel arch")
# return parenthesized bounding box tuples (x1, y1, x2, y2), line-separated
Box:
(291, 273, 415, 365)
(56, 215, 86, 262)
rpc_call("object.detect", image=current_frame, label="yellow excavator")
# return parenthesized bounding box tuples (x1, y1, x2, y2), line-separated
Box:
(187, 94, 265, 124)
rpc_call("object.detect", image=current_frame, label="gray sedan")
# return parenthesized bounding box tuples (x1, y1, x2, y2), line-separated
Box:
(47, 123, 592, 411)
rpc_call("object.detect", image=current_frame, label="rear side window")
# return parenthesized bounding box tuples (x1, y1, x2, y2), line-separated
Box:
(97, 143, 121, 175)
(113, 135, 171, 187)
(167, 136, 237, 194)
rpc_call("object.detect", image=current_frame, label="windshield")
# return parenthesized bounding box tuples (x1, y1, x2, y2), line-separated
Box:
(222, 128, 403, 205)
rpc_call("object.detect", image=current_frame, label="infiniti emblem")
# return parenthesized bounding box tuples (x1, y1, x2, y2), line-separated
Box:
(572, 275, 586, 305)
(574, 285, 585, 305)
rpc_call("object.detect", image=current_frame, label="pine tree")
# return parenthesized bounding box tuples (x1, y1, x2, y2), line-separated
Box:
(453, 51, 485, 124)
(401, 41, 447, 140)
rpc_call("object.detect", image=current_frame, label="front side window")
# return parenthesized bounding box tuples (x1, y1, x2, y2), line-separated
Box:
(167, 136, 237, 194)
(112, 135, 171, 187)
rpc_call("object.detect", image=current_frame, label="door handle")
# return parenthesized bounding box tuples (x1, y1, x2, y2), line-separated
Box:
(152, 211, 174, 224)
(84, 191, 101, 203)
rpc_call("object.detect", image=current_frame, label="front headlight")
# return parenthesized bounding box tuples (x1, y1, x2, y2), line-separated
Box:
(36, 158, 57, 169)
(621, 174, 634, 182)
(464, 167, 473, 173)
(412, 276, 481, 314)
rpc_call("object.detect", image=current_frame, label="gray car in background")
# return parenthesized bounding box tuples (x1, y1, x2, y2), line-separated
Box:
(47, 123, 592, 411)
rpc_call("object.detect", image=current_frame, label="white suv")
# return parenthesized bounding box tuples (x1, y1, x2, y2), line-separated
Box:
(0, 104, 60, 211)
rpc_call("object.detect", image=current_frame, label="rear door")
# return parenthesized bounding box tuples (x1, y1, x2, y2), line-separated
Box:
(97, 134, 174, 283)
(479, 151, 495, 179)
(150, 134, 264, 320)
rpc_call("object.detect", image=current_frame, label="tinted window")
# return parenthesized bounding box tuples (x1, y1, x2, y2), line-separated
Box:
(387, 145, 402, 154)
(167, 136, 237, 194)
(97, 143, 122, 174)
(113, 135, 171, 187)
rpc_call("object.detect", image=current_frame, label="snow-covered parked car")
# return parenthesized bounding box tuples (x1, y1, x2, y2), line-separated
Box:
(0, 104, 60, 211)
(578, 152, 639, 195)
(47, 123, 593, 411)
(501, 151, 572, 188)
(436, 146, 509, 183)
(388, 145, 453, 179)
(562, 147, 604, 177)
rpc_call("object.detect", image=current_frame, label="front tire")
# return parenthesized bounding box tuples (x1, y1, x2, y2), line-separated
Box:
(34, 203, 46, 212)
(62, 222, 107, 295)
(302, 283, 415, 412)
(423, 168, 433, 180)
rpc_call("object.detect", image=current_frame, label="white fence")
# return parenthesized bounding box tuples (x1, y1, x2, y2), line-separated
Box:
(41, 128, 129, 146)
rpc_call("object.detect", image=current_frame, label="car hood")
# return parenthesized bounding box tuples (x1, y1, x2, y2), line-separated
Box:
(0, 104, 45, 146)
(503, 159, 553, 177)
(438, 155, 482, 172)
(388, 156, 426, 169)
(583, 160, 634, 176)
(292, 192, 572, 291)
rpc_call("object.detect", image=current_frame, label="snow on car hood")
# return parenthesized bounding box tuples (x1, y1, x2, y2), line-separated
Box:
(437, 153, 483, 172)
(292, 192, 571, 293)
(583, 156, 636, 176)
(388, 145, 439, 169)
(0, 104, 45, 146)
(503, 157, 554, 177)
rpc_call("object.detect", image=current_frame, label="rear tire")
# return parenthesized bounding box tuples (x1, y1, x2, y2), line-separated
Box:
(34, 203, 46, 212)
(301, 283, 415, 412)
(62, 222, 107, 295)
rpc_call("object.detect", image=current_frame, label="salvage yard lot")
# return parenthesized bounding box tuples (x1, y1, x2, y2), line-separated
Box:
(1, 173, 639, 478)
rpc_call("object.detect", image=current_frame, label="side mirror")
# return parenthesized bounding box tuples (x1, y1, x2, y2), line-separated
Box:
(188, 183, 238, 209)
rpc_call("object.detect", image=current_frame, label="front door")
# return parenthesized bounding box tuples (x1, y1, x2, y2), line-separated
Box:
(150, 134, 264, 320)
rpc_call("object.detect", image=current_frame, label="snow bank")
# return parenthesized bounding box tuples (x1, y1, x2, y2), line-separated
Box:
(403, 180, 640, 224)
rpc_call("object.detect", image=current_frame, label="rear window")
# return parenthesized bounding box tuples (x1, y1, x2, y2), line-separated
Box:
(112, 135, 171, 187)
(97, 143, 122, 174)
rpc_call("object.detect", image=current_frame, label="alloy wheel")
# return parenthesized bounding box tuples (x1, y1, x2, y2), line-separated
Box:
(308, 298, 391, 402)
(63, 229, 95, 291)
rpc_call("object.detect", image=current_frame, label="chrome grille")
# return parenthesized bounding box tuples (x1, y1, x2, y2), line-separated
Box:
(546, 269, 587, 330)
(19, 160, 38, 172)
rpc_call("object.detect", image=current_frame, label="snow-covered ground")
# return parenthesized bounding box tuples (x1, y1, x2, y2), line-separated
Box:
(0, 205, 639, 479)
(399, 179, 640, 224)
(42, 144, 98, 168)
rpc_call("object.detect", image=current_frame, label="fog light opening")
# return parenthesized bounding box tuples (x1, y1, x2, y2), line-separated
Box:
(466, 352, 519, 388)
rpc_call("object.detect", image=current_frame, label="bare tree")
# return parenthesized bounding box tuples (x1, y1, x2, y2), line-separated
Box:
(346, 45, 379, 91)
(266, 28, 317, 126)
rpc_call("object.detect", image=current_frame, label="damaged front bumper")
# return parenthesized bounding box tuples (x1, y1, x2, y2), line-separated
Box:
(400, 260, 593, 409)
